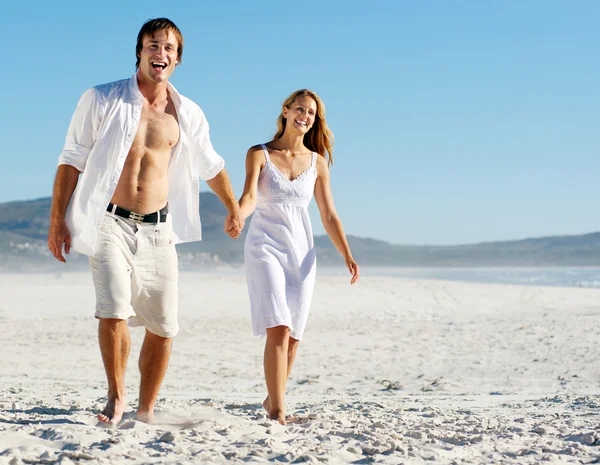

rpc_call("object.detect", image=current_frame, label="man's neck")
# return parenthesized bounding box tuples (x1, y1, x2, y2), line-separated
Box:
(136, 71, 169, 104)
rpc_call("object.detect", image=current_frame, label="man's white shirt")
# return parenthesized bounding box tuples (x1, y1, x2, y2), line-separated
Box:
(58, 74, 225, 256)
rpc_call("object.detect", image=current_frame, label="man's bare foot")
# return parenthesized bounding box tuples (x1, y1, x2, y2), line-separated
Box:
(97, 396, 126, 426)
(268, 408, 286, 425)
(135, 410, 155, 424)
(263, 396, 270, 413)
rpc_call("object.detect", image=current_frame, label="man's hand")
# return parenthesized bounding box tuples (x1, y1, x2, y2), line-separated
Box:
(224, 212, 244, 240)
(48, 218, 72, 263)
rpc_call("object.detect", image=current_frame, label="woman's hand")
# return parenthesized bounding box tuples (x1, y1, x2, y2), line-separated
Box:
(346, 256, 360, 285)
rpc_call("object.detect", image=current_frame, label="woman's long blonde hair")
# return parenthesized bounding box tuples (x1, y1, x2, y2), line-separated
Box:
(273, 89, 334, 167)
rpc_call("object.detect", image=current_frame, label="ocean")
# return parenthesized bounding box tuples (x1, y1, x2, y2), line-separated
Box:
(359, 267, 600, 289)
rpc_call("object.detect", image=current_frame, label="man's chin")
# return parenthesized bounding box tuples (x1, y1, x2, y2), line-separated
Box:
(140, 70, 171, 83)
(151, 73, 168, 81)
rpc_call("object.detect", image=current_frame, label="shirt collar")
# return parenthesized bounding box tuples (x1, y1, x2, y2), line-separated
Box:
(128, 73, 183, 108)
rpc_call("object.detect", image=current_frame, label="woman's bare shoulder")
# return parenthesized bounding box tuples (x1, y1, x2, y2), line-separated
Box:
(246, 144, 266, 157)
(315, 153, 330, 173)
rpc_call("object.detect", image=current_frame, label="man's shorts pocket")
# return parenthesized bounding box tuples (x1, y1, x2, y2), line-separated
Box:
(153, 228, 178, 281)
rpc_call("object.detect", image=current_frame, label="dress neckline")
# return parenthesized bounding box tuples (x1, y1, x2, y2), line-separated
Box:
(261, 144, 315, 183)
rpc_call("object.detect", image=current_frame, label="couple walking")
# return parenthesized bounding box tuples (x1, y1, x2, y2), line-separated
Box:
(48, 18, 359, 427)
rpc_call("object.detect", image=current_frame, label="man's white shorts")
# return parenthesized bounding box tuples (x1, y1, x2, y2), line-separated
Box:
(89, 211, 179, 338)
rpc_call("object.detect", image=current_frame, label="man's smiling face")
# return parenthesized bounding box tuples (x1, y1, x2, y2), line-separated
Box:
(137, 29, 179, 84)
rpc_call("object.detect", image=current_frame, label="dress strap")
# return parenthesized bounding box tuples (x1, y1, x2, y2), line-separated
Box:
(260, 144, 270, 162)
(311, 152, 318, 167)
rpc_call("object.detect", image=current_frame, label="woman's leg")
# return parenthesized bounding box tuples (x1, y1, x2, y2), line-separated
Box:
(264, 336, 300, 417)
(264, 325, 290, 424)
(286, 337, 300, 377)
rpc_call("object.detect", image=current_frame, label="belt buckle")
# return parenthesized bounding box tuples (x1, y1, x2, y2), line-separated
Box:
(128, 212, 145, 222)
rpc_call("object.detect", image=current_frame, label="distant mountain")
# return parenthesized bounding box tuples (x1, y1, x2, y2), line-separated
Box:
(1, 195, 599, 271)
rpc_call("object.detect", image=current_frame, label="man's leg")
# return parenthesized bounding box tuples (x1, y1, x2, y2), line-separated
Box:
(136, 330, 172, 422)
(132, 218, 179, 423)
(91, 214, 137, 426)
(98, 318, 130, 425)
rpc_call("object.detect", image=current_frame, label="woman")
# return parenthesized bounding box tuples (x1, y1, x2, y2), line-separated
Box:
(239, 89, 359, 424)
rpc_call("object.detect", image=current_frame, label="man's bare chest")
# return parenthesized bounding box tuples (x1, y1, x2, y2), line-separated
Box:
(134, 108, 180, 151)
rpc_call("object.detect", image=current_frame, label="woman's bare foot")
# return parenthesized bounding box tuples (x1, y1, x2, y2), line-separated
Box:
(97, 396, 126, 426)
(268, 408, 286, 425)
(263, 396, 286, 424)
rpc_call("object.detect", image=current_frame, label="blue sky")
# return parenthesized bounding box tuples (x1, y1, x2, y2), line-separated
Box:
(2, 1, 598, 245)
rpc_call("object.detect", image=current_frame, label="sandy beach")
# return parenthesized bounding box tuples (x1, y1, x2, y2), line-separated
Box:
(2, 271, 600, 464)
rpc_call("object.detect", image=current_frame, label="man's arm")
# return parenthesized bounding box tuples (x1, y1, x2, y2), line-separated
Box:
(193, 107, 242, 238)
(48, 86, 98, 261)
(48, 165, 80, 262)
(205, 168, 243, 239)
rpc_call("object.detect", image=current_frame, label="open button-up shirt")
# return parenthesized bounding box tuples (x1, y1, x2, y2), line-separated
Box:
(58, 74, 225, 256)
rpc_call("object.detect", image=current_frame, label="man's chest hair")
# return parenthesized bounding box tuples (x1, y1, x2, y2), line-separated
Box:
(138, 106, 179, 149)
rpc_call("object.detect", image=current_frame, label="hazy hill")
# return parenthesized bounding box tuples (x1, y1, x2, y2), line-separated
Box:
(1, 195, 599, 271)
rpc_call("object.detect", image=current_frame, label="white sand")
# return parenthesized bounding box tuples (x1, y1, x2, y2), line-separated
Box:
(1, 271, 600, 464)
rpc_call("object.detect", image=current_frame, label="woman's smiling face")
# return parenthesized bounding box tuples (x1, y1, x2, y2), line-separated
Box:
(284, 96, 318, 134)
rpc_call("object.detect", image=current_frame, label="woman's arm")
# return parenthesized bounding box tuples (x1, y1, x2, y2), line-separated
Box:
(238, 146, 266, 221)
(314, 156, 359, 284)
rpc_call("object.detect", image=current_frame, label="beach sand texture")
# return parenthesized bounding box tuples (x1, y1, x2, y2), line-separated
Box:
(1, 272, 600, 464)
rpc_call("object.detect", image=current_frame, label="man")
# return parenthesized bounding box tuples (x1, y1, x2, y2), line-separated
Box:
(48, 18, 242, 426)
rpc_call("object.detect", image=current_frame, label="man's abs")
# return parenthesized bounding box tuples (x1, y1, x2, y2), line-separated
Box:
(111, 100, 180, 214)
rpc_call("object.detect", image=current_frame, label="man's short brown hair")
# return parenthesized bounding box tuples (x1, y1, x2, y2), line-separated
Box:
(136, 18, 183, 69)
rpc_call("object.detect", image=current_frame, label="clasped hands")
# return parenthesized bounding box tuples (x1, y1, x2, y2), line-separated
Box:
(224, 212, 244, 240)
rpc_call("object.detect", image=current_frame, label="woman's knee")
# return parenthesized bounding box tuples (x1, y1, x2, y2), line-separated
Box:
(266, 325, 290, 344)
(288, 337, 300, 351)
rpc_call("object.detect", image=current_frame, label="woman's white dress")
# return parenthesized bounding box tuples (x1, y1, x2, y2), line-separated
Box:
(244, 144, 318, 340)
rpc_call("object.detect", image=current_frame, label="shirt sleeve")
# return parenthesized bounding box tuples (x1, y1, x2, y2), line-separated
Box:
(57, 88, 98, 172)
(194, 109, 225, 181)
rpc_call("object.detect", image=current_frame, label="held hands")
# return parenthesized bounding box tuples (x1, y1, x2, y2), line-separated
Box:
(224, 211, 244, 240)
(346, 256, 360, 285)
(48, 219, 71, 263)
